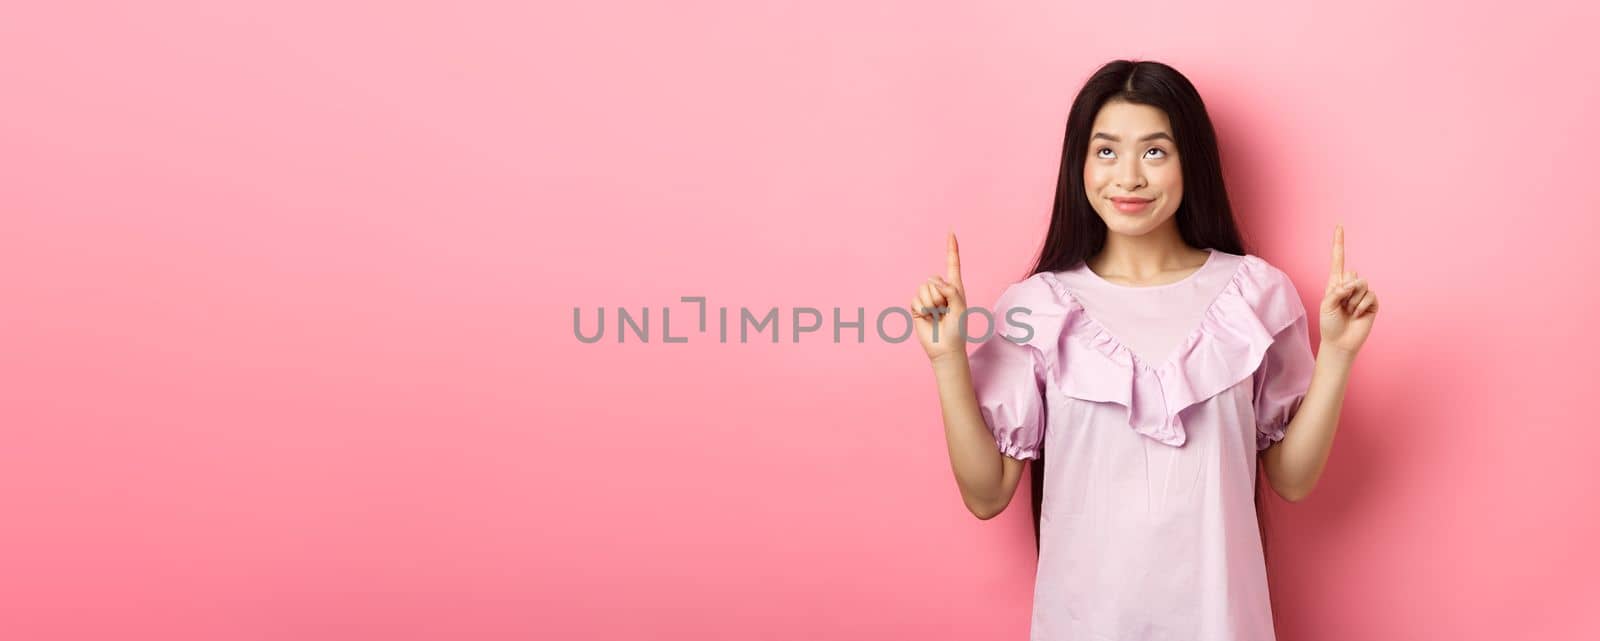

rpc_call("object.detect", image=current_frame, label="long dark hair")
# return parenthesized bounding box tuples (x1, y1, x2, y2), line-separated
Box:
(1020, 59, 1278, 617)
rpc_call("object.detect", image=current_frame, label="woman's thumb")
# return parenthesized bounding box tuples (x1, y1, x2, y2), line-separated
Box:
(932, 277, 962, 303)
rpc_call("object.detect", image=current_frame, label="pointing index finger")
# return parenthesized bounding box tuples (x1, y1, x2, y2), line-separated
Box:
(947, 231, 963, 287)
(1329, 224, 1345, 284)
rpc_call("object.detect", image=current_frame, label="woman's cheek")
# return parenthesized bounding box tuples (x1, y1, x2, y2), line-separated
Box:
(1157, 162, 1181, 187)
(1084, 165, 1111, 191)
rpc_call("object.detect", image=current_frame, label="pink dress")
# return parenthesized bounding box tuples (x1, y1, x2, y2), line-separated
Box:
(967, 249, 1316, 641)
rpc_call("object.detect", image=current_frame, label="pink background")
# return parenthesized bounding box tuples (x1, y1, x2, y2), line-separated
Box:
(3, 1, 1597, 639)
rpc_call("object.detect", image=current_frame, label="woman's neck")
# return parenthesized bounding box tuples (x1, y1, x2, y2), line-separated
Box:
(1088, 222, 1210, 285)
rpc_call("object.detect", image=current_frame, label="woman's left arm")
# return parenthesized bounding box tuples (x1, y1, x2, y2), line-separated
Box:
(1262, 225, 1378, 502)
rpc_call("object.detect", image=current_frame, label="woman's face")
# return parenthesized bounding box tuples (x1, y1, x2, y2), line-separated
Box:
(1082, 100, 1183, 237)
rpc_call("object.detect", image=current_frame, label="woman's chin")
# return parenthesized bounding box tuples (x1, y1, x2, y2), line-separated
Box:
(1100, 207, 1177, 236)
(1101, 215, 1166, 237)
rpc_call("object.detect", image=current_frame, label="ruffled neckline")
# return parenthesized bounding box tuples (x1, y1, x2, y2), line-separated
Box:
(1023, 252, 1305, 447)
(1056, 249, 1231, 372)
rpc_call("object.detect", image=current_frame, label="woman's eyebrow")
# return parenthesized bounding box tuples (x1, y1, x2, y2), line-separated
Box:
(1091, 132, 1174, 143)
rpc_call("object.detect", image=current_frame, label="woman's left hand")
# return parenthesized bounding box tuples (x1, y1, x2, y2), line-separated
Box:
(1318, 224, 1378, 359)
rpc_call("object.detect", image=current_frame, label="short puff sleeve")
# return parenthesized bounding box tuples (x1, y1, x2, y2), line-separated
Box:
(1251, 294, 1316, 451)
(966, 275, 1066, 461)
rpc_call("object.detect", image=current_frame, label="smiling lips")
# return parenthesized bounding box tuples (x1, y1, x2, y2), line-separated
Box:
(1111, 196, 1153, 213)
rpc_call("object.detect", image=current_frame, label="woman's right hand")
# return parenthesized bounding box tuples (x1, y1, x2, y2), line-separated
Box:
(912, 231, 969, 364)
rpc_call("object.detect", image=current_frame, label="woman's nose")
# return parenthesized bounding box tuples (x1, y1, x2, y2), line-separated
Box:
(1117, 166, 1145, 190)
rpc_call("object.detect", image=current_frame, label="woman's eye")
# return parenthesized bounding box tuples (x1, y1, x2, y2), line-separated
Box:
(1096, 147, 1167, 159)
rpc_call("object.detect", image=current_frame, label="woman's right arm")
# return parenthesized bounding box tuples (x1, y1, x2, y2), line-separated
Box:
(912, 232, 1027, 520)
(930, 353, 1028, 520)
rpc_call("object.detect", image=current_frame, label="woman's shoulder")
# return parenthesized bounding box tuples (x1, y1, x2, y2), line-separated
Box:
(1230, 251, 1294, 284)
(1216, 251, 1308, 331)
(979, 271, 1080, 354)
(991, 269, 1076, 310)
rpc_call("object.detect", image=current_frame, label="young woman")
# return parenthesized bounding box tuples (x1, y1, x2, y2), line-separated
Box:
(910, 59, 1378, 640)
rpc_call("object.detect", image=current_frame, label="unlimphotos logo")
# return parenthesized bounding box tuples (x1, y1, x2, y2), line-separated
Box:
(573, 297, 1036, 345)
